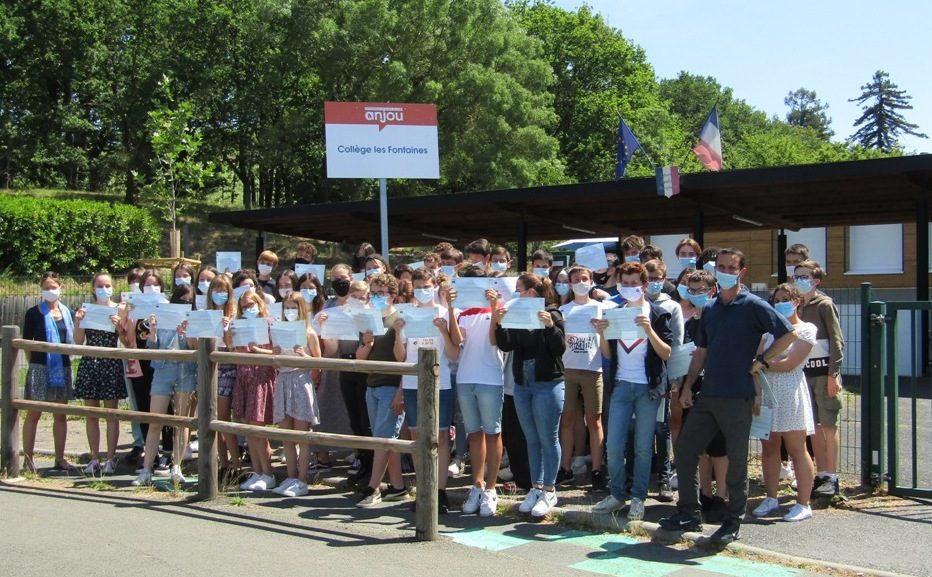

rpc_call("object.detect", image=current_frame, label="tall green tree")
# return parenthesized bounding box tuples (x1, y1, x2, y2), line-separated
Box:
(785, 88, 833, 140)
(849, 70, 927, 152)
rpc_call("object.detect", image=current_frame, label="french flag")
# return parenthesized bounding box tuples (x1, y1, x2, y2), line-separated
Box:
(692, 106, 723, 171)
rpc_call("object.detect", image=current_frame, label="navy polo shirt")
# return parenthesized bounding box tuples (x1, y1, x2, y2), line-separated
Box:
(695, 289, 793, 399)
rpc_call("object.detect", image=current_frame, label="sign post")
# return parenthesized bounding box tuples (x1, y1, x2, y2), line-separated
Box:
(325, 102, 440, 261)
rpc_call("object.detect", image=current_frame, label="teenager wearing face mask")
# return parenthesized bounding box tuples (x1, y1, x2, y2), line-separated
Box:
(784, 243, 810, 282)
(489, 246, 511, 274)
(21, 271, 76, 471)
(276, 269, 299, 303)
(464, 238, 492, 272)
(73, 272, 126, 475)
(271, 292, 322, 498)
(556, 265, 614, 491)
(172, 263, 196, 290)
(438, 249, 463, 279)
(696, 247, 720, 275)
(207, 275, 241, 477)
(293, 241, 318, 267)
(195, 265, 218, 301)
(530, 248, 556, 285)
(363, 254, 389, 280)
(620, 235, 645, 264)
(132, 284, 198, 486)
(353, 242, 377, 273)
(255, 250, 279, 298)
(296, 273, 326, 325)
(232, 289, 278, 491)
(233, 269, 276, 307)
(675, 239, 702, 278)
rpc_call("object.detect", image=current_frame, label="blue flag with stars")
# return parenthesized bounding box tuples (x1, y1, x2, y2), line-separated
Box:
(615, 117, 641, 179)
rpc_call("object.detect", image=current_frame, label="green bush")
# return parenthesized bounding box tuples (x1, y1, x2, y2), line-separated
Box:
(0, 194, 160, 276)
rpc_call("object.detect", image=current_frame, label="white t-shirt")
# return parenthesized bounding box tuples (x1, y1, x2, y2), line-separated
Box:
(401, 305, 453, 390)
(615, 301, 650, 384)
(560, 299, 616, 372)
(457, 308, 504, 386)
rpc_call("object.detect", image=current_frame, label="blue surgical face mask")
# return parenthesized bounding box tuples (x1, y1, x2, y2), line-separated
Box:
(175, 276, 191, 287)
(795, 278, 814, 293)
(197, 280, 211, 294)
(775, 301, 795, 318)
(300, 288, 317, 303)
(242, 306, 260, 319)
(687, 292, 710, 308)
(371, 294, 390, 311)
(440, 265, 456, 278)
(532, 267, 549, 279)
(555, 282, 570, 297)
(716, 270, 739, 290)
(646, 281, 664, 296)
(365, 268, 380, 278)
(490, 261, 508, 273)
(414, 288, 434, 304)
(676, 284, 689, 300)
(624, 255, 640, 263)
(679, 256, 697, 269)
(702, 261, 716, 274)
(94, 287, 113, 301)
(211, 292, 229, 306)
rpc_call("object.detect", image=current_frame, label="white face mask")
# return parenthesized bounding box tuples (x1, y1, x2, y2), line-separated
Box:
(283, 308, 299, 321)
(490, 261, 508, 272)
(571, 282, 591, 297)
(174, 276, 191, 287)
(94, 287, 113, 301)
(42, 288, 61, 302)
(619, 286, 644, 302)
(533, 267, 550, 279)
(279, 287, 294, 298)
(440, 265, 456, 278)
(785, 265, 797, 279)
(143, 285, 161, 294)
(197, 280, 211, 294)
(257, 263, 273, 276)
(129, 282, 141, 293)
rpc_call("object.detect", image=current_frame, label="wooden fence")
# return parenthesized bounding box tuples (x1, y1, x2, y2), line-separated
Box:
(0, 325, 441, 541)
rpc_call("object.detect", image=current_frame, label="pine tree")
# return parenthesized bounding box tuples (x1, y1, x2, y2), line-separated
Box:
(785, 88, 833, 140)
(849, 70, 927, 151)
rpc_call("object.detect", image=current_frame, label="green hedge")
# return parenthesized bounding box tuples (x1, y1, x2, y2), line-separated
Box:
(0, 195, 160, 276)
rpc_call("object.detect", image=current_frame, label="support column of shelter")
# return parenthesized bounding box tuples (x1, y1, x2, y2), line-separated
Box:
(917, 193, 930, 375)
(517, 216, 528, 273)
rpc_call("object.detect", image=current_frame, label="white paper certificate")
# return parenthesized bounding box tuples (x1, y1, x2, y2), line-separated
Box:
(266, 302, 283, 321)
(80, 303, 118, 332)
(563, 303, 601, 335)
(232, 285, 252, 301)
(501, 298, 544, 330)
(349, 307, 387, 336)
(574, 243, 608, 271)
(231, 318, 270, 347)
(451, 277, 494, 309)
(603, 307, 646, 341)
(216, 251, 242, 274)
(270, 320, 307, 349)
(185, 310, 224, 339)
(294, 263, 326, 282)
(194, 294, 207, 311)
(320, 308, 359, 341)
(400, 306, 441, 338)
(493, 277, 519, 302)
(667, 341, 697, 379)
(153, 303, 192, 330)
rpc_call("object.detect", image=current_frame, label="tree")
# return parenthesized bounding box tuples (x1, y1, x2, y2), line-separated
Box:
(785, 88, 833, 140)
(849, 70, 927, 152)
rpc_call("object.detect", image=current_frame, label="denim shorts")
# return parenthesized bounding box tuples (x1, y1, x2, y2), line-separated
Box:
(150, 363, 196, 396)
(456, 383, 504, 435)
(403, 388, 453, 431)
(367, 386, 404, 439)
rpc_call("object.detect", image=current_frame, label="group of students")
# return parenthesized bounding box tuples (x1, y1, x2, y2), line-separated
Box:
(19, 236, 844, 535)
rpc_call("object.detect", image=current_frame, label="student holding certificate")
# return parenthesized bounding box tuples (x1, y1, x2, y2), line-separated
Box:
(73, 272, 126, 475)
(206, 274, 241, 477)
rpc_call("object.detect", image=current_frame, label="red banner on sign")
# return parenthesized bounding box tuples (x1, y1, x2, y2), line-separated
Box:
(325, 102, 438, 131)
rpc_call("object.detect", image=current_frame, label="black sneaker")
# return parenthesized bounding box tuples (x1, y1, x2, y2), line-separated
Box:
(556, 467, 575, 486)
(657, 481, 674, 502)
(382, 485, 411, 501)
(703, 495, 727, 524)
(438, 489, 449, 514)
(812, 475, 839, 497)
(659, 508, 702, 532)
(590, 469, 607, 492)
(709, 518, 740, 544)
(123, 446, 144, 465)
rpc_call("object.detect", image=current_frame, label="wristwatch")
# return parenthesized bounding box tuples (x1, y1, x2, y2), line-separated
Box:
(755, 354, 770, 368)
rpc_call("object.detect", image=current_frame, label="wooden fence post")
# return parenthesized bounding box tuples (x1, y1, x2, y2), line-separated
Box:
(196, 338, 218, 500)
(414, 347, 439, 542)
(1, 325, 22, 477)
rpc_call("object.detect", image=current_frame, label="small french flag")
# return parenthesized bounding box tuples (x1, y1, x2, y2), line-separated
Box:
(692, 106, 723, 171)
(656, 165, 680, 198)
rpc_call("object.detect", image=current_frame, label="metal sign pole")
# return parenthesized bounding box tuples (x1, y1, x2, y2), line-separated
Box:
(379, 177, 389, 266)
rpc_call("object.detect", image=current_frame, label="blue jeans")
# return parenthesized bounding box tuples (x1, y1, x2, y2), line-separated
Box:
(513, 360, 564, 487)
(607, 379, 661, 501)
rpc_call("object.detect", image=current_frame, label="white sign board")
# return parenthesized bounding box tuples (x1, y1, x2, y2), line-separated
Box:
(325, 102, 440, 179)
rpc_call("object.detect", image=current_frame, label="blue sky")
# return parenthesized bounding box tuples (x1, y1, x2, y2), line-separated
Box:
(551, 0, 931, 152)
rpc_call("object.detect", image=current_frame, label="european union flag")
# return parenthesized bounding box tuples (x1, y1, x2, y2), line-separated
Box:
(615, 117, 641, 179)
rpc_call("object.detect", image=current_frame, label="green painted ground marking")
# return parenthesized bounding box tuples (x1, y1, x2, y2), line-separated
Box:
(544, 529, 641, 550)
(446, 527, 534, 551)
(570, 553, 680, 577)
(688, 553, 801, 577)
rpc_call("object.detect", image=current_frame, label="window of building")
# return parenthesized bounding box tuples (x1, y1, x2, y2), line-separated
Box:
(846, 224, 904, 274)
(775, 227, 827, 274)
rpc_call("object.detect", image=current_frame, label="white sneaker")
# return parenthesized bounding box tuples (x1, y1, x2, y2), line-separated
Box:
(84, 459, 100, 475)
(592, 494, 625, 514)
(498, 466, 514, 482)
(239, 472, 262, 491)
(463, 485, 484, 514)
(479, 489, 498, 517)
(252, 474, 277, 491)
(571, 456, 588, 476)
(131, 470, 152, 486)
(783, 503, 813, 522)
(669, 472, 678, 490)
(102, 458, 117, 475)
(530, 489, 557, 518)
(273, 478, 297, 495)
(627, 497, 645, 521)
(519, 488, 542, 513)
(283, 479, 309, 497)
(448, 458, 465, 478)
(753, 496, 781, 517)
(170, 464, 186, 485)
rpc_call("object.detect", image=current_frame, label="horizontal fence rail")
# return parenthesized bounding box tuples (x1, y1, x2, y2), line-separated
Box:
(0, 325, 440, 541)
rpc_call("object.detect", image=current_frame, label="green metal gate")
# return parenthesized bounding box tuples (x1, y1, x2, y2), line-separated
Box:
(863, 286, 932, 498)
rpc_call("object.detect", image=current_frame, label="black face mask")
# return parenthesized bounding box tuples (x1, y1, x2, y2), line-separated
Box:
(594, 273, 609, 285)
(332, 278, 351, 297)
(294, 258, 310, 265)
